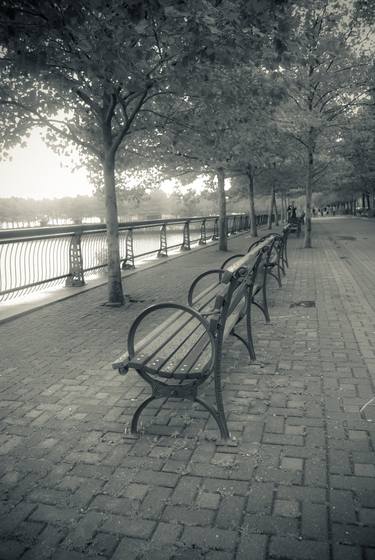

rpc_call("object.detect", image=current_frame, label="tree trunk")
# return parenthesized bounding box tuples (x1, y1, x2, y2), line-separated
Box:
(284, 193, 288, 222)
(366, 191, 370, 212)
(304, 128, 314, 248)
(267, 183, 275, 230)
(103, 153, 125, 305)
(247, 168, 257, 237)
(280, 192, 285, 223)
(217, 167, 227, 251)
(274, 189, 279, 226)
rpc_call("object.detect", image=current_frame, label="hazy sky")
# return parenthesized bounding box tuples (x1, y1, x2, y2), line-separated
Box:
(0, 129, 93, 200)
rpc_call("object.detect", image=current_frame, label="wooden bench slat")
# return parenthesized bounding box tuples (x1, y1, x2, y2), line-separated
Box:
(168, 334, 212, 379)
(129, 313, 204, 369)
(142, 320, 206, 372)
(191, 280, 221, 307)
(112, 307, 187, 368)
(225, 246, 264, 274)
(223, 303, 245, 340)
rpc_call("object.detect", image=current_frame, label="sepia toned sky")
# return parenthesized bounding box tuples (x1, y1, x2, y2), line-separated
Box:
(0, 129, 93, 199)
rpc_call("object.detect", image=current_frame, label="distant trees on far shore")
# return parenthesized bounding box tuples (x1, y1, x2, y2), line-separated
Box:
(0, 188, 265, 229)
(0, 195, 104, 228)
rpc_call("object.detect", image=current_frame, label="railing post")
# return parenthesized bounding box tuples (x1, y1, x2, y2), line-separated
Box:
(122, 228, 135, 269)
(66, 231, 85, 287)
(225, 215, 229, 237)
(180, 220, 191, 251)
(212, 217, 219, 240)
(158, 223, 168, 257)
(198, 219, 207, 245)
(231, 216, 237, 235)
(229, 216, 233, 234)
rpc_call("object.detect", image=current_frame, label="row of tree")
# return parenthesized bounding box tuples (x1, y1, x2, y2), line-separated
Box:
(0, 0, 374, 304)
(0, 187, 282, 228)
(0, 190, 222, 226)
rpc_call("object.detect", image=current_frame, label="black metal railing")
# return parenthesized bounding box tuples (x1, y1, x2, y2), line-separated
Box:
(0, 213, 269, 302)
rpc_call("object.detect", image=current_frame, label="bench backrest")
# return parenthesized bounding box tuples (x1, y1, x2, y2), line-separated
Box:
(208, 251, 261, 332)
(188, 242, 270, 340)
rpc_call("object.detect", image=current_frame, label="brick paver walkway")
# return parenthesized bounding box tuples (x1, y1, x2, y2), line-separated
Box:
(1, 217, 375, 560)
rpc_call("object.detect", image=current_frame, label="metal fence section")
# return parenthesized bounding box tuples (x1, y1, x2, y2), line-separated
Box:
(0, 214, 267, 302)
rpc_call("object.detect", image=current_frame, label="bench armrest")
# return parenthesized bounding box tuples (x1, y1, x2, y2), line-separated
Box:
(112, 353, 131, 374)
(221, 254, 245, 269)
(187, 269, 227, 307)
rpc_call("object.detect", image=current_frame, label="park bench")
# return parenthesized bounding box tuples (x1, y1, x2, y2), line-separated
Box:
(221, 229, 289, 322)
(188, 235, 278, 359)
(288, 216, 303, 238)
(281, 224, 292, 271)
(112, 233, 287, 439)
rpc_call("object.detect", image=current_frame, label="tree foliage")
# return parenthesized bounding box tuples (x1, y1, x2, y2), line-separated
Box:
(274, 0, 370, 246)
(0, 0, 374, 302)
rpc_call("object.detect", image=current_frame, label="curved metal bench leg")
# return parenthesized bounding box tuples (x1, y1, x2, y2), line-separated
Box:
(279, 254, 286, 276)
(231, 330, 255, 361)
(261, 264, 271, 322)
(246, 300, 256, 361)
(263, 296, 271, 323)
(252, 299, 271, 323)
(268, 268, 282, 288)
(230, 329, 251, 357)
(211, 352, 230, 440)
(130, 395, 156, 434)
(284, 246, 289, 268)
(195, 397, 229, 440)
(228, 309, 255, 360)
(277, 261, 283, 286)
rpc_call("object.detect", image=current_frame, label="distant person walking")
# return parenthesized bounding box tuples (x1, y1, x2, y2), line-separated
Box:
(287, 204, 292, 221)
(287, 202, 297, 222)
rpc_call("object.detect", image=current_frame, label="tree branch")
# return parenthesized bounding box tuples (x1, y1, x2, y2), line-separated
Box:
(111, 87, 151, 156)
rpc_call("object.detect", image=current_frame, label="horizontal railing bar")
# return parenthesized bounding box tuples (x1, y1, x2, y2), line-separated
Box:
(83, 264, 107, 273)
(0, 233, 76, 245)
(0, 215, 231, 241)
(132, 248, 164, 259)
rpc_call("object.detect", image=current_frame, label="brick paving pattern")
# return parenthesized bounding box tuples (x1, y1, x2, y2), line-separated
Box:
(0, 216, 375, 560)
